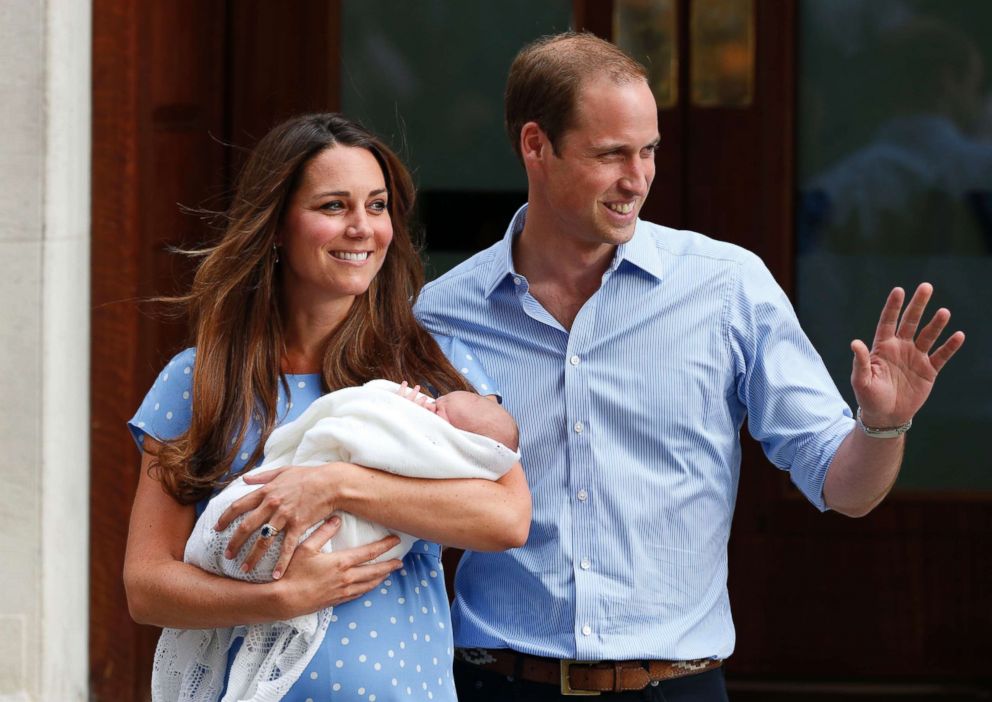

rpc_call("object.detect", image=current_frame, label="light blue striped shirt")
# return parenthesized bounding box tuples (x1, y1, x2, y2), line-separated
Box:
(415, 205, 855, 661)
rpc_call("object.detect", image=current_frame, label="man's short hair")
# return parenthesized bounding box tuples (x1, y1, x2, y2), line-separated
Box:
(504, 31, 648, 161)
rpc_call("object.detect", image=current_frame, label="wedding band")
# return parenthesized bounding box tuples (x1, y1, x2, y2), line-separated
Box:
(260, 523, 280, 539)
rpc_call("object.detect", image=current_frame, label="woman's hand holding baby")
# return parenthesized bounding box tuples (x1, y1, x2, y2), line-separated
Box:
(273, 517, 402, 617)
(216, 461, 369, 580)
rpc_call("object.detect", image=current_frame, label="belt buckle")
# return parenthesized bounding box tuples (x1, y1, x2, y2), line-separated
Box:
(560, 659, 601, 696)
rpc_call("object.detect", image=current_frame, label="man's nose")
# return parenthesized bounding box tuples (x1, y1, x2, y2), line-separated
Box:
(620, 157, 652, 194)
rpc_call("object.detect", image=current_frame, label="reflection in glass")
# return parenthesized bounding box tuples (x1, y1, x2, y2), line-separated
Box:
(341, 0, 571, 192)
(690, 0, 754, 107)
(797, 0, 992, 489)
(340, 0, 572, 277)
(614, 0, 678, 109)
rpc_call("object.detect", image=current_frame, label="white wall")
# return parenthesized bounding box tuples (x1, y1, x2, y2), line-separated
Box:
(0, 0, 91, 699)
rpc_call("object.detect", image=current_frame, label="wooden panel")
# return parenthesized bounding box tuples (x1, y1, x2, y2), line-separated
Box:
(681, 0, 793, 271)
(228, 1, 341, 150)
(90, 1, 227, 699)
(573, 0, 614, 36)
(91, 4, 347, 699)
(90, 2, 145, 697)
(145, 0, 230, 359)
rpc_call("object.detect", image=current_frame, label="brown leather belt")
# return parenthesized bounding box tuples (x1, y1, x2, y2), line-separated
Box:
(455, 648, 722, 696)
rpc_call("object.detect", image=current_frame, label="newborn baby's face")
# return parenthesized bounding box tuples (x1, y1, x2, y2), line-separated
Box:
(434, 391, 488, 427)
(394, 383, 480, 428)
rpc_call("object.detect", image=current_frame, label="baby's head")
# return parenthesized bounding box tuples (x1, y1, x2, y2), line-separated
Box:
(435, 391, 519, 451)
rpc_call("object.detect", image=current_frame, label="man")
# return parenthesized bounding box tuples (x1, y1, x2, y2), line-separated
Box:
(415, 32, 964, 701)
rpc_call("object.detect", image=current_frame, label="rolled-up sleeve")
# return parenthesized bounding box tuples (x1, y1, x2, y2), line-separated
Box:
(726, 254, 855, 510)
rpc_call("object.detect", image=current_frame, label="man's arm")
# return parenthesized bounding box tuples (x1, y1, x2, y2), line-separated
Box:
(823, 283, 964, 516)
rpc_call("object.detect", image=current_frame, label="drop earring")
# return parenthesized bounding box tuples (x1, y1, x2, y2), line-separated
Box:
(272, 243, 280, 264)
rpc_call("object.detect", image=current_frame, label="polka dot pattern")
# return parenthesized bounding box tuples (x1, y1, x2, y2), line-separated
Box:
(127, 342, 492, 700)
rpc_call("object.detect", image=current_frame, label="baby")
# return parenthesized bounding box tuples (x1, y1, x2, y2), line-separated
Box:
(193, 381, 519, 577)
(153, 380, 520, 702)
(399, 380, 519, 451)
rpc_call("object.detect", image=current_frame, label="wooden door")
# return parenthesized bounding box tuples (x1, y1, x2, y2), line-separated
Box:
(89, 3, 339, 699)
(90, 3, 227, 698)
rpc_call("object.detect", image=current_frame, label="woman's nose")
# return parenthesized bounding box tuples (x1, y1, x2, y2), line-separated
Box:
(345, 212, 373, 238)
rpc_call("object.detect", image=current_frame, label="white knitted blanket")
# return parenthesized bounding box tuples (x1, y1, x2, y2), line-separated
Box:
(151, 380, 519, 702)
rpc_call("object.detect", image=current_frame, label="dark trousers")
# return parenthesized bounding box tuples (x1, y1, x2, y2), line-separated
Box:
(454, 659, 729, 702)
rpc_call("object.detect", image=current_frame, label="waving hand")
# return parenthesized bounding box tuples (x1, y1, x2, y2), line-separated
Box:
(850, 283, 965, 429)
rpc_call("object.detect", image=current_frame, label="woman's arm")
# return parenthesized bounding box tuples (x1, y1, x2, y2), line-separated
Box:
(337, 461, 531, 549)
(219, 462, 531, 578)
(123, 441, 402, 629)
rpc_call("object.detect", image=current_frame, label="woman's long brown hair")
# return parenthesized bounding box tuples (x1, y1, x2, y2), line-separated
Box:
(154, 113, 471, 504)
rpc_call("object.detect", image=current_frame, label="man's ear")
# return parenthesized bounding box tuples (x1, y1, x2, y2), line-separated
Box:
(520, 121, 550, 165)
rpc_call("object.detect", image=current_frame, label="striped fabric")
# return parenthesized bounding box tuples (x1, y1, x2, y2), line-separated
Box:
(415, 205, 854, 662)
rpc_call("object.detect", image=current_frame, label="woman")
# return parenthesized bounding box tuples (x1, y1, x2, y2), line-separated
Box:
(123, 113, 530, 701)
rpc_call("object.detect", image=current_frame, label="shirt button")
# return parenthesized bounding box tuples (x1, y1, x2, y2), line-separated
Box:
(573, 421, 584, 434)
(577, 489, 588, 502)
(513, 277, 522, 286)
(569, 355, 581, 366)
(581, 624, 592, 636)
(580, 558, 591, 570)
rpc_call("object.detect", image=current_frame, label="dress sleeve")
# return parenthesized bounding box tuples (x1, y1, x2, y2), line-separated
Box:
(128, 347, 197, 451)
(432, 334, 500, 400)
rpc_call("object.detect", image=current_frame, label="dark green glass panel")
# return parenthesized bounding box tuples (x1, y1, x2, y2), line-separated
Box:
(797, 0, 992, 489)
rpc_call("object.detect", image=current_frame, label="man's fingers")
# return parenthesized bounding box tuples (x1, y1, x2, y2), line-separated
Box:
(850, 339, 871, 391)
(872, 287, 905, 347)
(929, 330, 966, 373)
(914, 308, 950, 353)
(895, 282, 933, 340)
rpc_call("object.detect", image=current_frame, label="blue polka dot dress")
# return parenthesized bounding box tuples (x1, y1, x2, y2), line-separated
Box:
(129, 336, 497, 701)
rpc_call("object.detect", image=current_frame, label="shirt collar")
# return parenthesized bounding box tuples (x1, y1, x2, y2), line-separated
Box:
(615, 218, 665, 281)
(483, 204, 528, 298)
(483, 203, 665, 298)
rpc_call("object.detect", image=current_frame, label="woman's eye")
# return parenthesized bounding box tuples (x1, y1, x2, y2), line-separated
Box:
(320, 200, 344, 211)
(369, 200, 388, 213)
